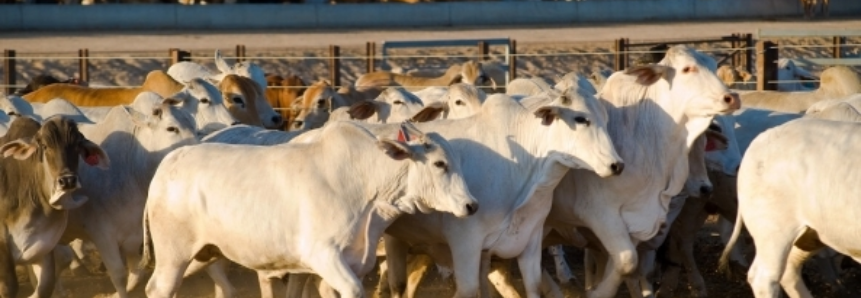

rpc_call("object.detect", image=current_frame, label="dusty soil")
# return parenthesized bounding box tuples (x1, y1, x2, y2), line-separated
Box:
(5, 19, 861, 298)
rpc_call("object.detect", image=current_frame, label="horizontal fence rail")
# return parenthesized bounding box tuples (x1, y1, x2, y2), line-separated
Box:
(2, 34, 860, 95)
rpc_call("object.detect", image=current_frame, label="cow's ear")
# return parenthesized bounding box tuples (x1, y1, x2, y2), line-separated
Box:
(348, 101, 378, 120)
(80, 140, 110, 170)
(448, 74, 464, 86)
(410, 102, 445, 123)
(377, 138, 413, 160)
(534, 106, 561, 126)
(0, 137, 37, 160)
(128, 108, 153, 128)
(625, 65, 672, 86)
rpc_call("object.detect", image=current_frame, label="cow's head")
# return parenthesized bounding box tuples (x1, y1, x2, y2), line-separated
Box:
(526, 81, 624, 178)
(128, 100, 199, 152)
(0, 117, 109, 210)
(454, 61, 496, 91)
(625, 45, 740, 118)
(220, 75, 282, 129)
(375, 122, 479, 218)
(175, 78, 238, 136)
(777, 58, 818, 91)
(437, 83, 486, 120)
(704, 115, 741, 177)
(289, 80, 336, 131)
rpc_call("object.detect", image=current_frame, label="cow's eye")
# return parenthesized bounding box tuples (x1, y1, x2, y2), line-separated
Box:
(393, 100, 404, 105)
(167, 127, 179, 133)
(433, 161, 447, 171)
(200, 98, 210, 104)
(455, 100, 464, 106)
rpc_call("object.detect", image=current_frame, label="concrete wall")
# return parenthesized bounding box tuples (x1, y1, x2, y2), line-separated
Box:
(1, 0, 860, 31)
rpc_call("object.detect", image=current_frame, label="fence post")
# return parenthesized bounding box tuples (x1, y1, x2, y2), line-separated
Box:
(614, 38, 628, 71)
(3, 50, 15, 95)
(833, 36, 845, 59)
(169, 48, 191, 66)
(366, 42, 376, 74)
(235, 44, 246, 63)
(743, 33, 754, 74)
(509, 39, 517, 82)
(78, 49, 90, 82)
(730, 33, 739, 68)
(478, 41, 489, 61)
(756, 40, 778, 91)
(329, 45, 341, 87)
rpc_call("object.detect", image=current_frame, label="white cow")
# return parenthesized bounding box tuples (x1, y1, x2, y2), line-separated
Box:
(167, 50, 281, 129)
(739, 65, 861, 113)
(505, 77, 554, 97)
(545, 45, 740, 298)
(55, 100, 199, 298)
(775, 58, 817, 92)
(804, 93, 861, 114)
(367, 86, 624, 298)
(141, 121, 479, 298)
(0, 95, 36, 120)
(328, 88, 430, 124)
(721, 118, 861, 298)
(31, 78, 236, 137)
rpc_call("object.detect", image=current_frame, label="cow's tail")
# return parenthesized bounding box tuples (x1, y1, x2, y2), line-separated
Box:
(139, 205, 155, 270)
(718, 210, 744, 278)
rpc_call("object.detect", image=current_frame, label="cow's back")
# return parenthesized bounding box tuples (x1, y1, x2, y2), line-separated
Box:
(739, 118, 861, 254)
(23, 84, 141, 106)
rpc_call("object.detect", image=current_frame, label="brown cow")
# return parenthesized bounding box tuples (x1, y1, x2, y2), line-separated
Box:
(287, 80, 378, 131)
(265, 74, 307, 130)
(220, 74, 270, 127)
(22, 70, 185, 106)
(14, 75, 88, 97)
(0, 117, 108, 298)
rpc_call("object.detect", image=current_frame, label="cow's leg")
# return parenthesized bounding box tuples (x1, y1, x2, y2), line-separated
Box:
(258, 272, 278, 298)
(145, 255, 192, 298)
(516, 230, 544, 298)
(206, 259, 237, 298)
(300, 275, 320, 298)
(487, 259, 521, 298)
(745, 225, 798, 298)
(90, 235, 131, 298)
(585, 216, 637, 298)
(779, 246, 816, 298)
(286, 274, 309, 298)
(449, 236, 484, 298)
(548, 245, 575, 285)
(373, 261, 388, 298)
(539, 269, 564, 298)
(383, 235, 409, 298)
(26, 253, 56, 298)
(479, 250, 491, 298)
(124, 251, 149, 293)
(309, 253, 362, 298)
(405, 254, 433, 298)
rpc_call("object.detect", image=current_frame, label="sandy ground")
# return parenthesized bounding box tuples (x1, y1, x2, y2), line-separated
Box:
(4, 19, 861, 298)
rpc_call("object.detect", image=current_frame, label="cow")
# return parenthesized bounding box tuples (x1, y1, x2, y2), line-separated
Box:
(328, 88, 431, 125)
(717, 64, 756, 90)
(28, 81, 235, 137)
(289, 80, 355, 131)
(720, 118, 859, 298)
(22, 70, 184, 106)
(265, 74, 307, 130)
(358, 85, 625, 298)
(167, 49, 267, 92)
(54, 100, 199, 298)
(355, 61, 497, 92)
(140, 121, 479, 298)
(14, 75, 88, 97)
(542, 45, 740, 298)
(166, 52, 283, 129)
(506, 77, 554, 97)
(0, 116, 109, 298)
(739, 65, 861, 113)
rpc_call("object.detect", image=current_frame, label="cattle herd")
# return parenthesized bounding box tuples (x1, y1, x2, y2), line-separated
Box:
(1, 44, 861, 298)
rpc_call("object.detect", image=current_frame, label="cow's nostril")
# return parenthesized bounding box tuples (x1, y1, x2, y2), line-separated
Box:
(272, 115, 283, 124)
(700, 185, 714, 196)
(58, 176, 77, 190)
(230, 121, 241, 126)
(723, 95, 733, 104)
(610, 162, 625, 175)
(293, 121, 303, 128)
(466, 203, 479, 215)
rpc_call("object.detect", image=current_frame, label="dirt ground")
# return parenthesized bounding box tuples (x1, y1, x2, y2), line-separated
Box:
(5, 19, 861, 298)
